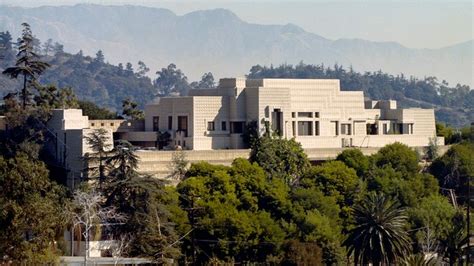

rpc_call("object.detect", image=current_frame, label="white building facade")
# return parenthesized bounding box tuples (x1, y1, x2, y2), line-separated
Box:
(142, 78, 443, 150)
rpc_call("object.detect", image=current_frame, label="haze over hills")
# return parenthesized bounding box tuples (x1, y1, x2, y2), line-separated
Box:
(0, 4, 472, 87)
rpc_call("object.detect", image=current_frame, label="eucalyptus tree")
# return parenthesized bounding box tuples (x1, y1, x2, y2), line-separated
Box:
(2, 23, 50, 109)
(344, 192, 411, 265)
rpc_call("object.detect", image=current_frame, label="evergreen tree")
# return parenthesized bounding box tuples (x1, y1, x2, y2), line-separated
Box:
(0, 153, 67, 263)
(121, 97, 144, 120)
(2, 23, 50, 109)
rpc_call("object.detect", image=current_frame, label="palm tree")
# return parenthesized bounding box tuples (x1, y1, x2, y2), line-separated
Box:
(343, 192, 411, 265)
(440, 214, 467, 266)
(2, 23, 50, 109)
(402, 254, 439, 266)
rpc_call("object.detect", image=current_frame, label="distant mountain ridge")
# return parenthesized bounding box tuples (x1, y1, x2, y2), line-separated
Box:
(0, 4, 472, 86)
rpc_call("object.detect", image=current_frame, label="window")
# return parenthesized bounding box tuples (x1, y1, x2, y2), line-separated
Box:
(332, 121, 339, 136)
(367, 123, 378, 135)
(230, 122, 245, 134)
(314, 112, 320, 118)
(292, 121, 296, 136)
(178, 116, 188, 137)
(91, 123, 95, 127)
(110, 123, 114, 126)
(341, 123, 351, 135)
(221, 121, 227, 131)
(298, 112, 312, 118)
(207, 121, 215, 131)
(383, 124, 388, 134)
(315, 121, 320, 135)
(291, 112, 296, 118)
(153, 116, 159, 131)
(168, 116, 173, 130)
(101, 123, 104, 126)
(298, 121, 313, 136)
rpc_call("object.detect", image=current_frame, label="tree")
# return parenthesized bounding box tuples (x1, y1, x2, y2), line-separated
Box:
(440, 213, 467, 265)
(336, 148, 369, 177)
(280, 240, 323, 265)
(106, 140, 139, 182)
(156, 130, 171, 150)
(169, 149, 189, 180)
(430, 142, 474, 205)
(2, 23, 50, 109)
(0, 31, 15, 63)
(78, 100, 117, 120)
(95, 50, 105, 64)
(154, 63, 191, 96)
(177, 159, 287, 263)
(425, 137, 439, 161)
(408, 194, 457, 253)
(121, 97, 144, 120)
(344, 192, 411, 265)
(70, 189, 125, 264)
(125, 62, 134, 74)
(42, 38, 53, 56)
(191, 72, 215, 89)
(372, 142, 419, 176)
(302, 161, 360, 221)
(52, 42, 64, 55)
(250, 135, 310, 185)
(34, 85, 79, 111)
(0, 153, 67, 263)
(83, 128, 112, 188)
(137, 60, 150, 77)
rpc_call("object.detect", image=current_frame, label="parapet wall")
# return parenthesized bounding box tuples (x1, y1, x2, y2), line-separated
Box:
(136, 145, 450, 179)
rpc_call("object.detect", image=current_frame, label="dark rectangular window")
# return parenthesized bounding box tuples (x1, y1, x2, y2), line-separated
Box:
(314, 112, 320, 118)
(153, 116, 159, 131)
(178, 116, 188, 137)
(298, 112, 312, 118)
(221, 121, 227, 131)
(230, 122, 245, 134)
(315, 121, 320, 135)
(168, 116, 173, 130)
(298, 121, 313, 136)
(341, 123, 351, 135)
(207, 121, 215, 131)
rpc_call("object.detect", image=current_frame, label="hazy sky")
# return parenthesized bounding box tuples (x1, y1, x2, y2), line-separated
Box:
(1, 0, 472, 49)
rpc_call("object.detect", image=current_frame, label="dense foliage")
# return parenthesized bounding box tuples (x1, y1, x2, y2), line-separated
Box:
(248, 63, 473, 127)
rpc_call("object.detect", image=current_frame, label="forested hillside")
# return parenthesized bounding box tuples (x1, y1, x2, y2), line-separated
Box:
(1, 4, 471, 86)
(1, 31, 471, 126)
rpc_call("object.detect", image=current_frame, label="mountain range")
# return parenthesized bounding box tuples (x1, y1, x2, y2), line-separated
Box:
(0, 4, 472, 86)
